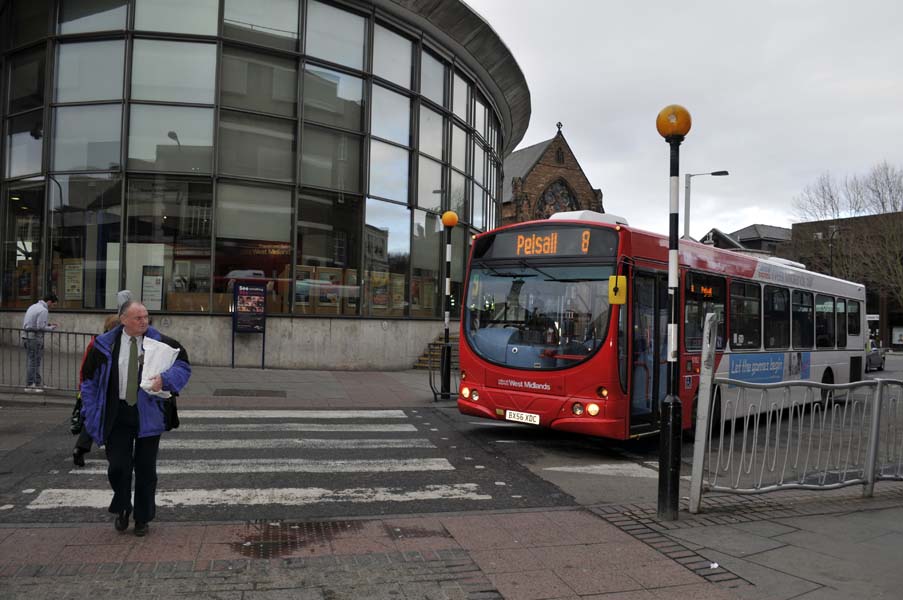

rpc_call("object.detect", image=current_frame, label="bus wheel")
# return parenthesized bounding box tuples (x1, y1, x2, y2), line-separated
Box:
(820, 369, 834, 403)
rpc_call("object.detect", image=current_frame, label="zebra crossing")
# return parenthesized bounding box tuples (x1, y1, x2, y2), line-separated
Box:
(16, 408, 530, 520)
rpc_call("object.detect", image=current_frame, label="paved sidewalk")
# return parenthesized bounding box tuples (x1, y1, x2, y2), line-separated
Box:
(2, 364, 902, 598)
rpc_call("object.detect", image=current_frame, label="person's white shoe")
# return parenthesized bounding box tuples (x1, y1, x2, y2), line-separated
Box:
(23, 386, 33, 393)
(32, 386, 44, 393)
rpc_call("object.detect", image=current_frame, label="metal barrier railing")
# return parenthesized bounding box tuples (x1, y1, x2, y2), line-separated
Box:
(426, 341, 459, 402)
(689, 314, 903, 513)
(0, 328, 95, 393)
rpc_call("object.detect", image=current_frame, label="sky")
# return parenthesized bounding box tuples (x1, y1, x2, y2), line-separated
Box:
(467, 0, 903, 239)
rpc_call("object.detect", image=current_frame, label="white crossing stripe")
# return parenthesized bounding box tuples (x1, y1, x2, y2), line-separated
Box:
(74, 458, 454, 475)
(27, 484, 492, 509)
(544, 463, 660, 478)
(178, 410, 408, 420)
(177, 423, 418, 432)
(160, 438, 436, 450)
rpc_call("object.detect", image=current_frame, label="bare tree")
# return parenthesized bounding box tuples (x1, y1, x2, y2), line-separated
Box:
(787, 162, 903, 311)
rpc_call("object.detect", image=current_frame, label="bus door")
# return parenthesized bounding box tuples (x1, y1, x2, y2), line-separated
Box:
(630, 271, 669, 430)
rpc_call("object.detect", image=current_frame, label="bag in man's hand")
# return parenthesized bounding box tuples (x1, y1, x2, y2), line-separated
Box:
(162, 393, 180, 431)
(69, 395, 84, 435)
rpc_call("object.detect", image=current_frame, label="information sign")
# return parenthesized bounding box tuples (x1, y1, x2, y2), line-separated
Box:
(233, 282, 266, 333)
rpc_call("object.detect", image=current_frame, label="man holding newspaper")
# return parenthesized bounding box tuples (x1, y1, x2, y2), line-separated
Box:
(80, 301, 191, 537)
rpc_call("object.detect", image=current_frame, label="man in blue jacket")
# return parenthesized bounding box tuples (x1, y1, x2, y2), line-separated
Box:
(80, 301, 191, 537)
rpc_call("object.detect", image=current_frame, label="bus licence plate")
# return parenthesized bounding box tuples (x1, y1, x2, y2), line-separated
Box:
(505, 410, 540, 425)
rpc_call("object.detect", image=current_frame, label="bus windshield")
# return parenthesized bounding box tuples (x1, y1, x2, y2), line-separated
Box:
(464, 263, 614, 370)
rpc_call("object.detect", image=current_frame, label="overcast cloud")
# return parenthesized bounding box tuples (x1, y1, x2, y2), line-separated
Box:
(468, 0, 903, 238)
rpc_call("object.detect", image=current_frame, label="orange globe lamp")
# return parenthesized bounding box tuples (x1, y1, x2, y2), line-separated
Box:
(441, 210, 459, 228)
(656, 104, 692, 139)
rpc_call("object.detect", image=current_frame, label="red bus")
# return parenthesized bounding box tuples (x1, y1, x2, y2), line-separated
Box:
(457, 211, 867, 440)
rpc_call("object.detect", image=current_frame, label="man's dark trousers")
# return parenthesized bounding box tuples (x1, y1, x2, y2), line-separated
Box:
(106, 400, 160, 523)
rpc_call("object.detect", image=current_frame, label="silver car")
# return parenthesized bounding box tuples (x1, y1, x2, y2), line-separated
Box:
(866, 340, 886, 372)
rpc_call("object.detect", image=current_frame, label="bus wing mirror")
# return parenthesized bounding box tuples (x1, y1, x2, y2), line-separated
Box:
(608, 276, 627, 305)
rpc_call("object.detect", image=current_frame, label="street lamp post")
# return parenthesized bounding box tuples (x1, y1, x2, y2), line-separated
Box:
(656, 104, 692, 521)
(684, 170, 729, 239)
(440, 210, 459, 401)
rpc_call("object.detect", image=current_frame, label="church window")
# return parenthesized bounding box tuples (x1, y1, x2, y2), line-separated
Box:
(535, 180, 578, 219)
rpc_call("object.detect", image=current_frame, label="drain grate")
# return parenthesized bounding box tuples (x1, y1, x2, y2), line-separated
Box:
(213, 389, 287, 397)
(231, 520, 365, 558)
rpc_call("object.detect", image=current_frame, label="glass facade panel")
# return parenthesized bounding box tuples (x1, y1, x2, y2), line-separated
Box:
(471, 183, 484, 230)
(222, 47, 297, 117)
(449, 170, 466, 217)
(295, 190, 362, 315)
(126, 177, 212, 312)
(219, 111, 295, 182)
(418, 105, 443, 159)
(452, 72, 468, 122)
(1, 181, 44, 308)
(9, 0, 48, 48)
(417, 156, 442, 212)
(56, 41, 124, 103)
(300, 125, 361, 192)
(474, 98, 486, 140)
(451, 124, 466, 171)
(302, 65, 363, 130)
(6, 112, 45, 177)
(371, 85, 410, 146)
(305, 1, 364, 71)
(128, 105, 214, 173)
(135, 0, 218, 36)
(131, 40, 216, 104)
(411, 210, 440, 318)
(59, 0, 128, 34)
(420, 51, 444, 106)
(52, 104, 122, 171)
(369, 140, 408, 202)
(373, 25, 411, 88)
(473, 142, 485, 185)
(49, 175, 121, 309)
(223, 0, 299, 50)
(8, 48, 45, 114)
(214, 182, 291, 314)
(363, 198, 409, 317)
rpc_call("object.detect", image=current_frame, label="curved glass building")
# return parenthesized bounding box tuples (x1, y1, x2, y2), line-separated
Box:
(0, 0, 529, 367)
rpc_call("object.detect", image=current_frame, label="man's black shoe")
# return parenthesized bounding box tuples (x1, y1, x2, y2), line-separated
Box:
(114, 510, 130, 532)
(72, 448, 86, 467)
(134, 522, 149, 537)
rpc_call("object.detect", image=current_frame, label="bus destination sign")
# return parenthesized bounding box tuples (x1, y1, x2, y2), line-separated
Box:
(475, 226, 618, 260)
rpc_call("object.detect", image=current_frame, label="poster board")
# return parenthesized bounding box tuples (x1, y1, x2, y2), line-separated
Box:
(233, 281, 266, 333)
(317, 267, 342, 309)
(344, 268, 358, 314)
(294, 265, 315, 307)
(141, 265, 164, 311)
(369, 270, 389, 310)
(390, 273, 406, 312)
(63, 258, 83, 301)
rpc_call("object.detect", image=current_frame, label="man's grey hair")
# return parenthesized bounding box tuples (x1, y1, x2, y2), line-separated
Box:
(119, 300, 142, 317)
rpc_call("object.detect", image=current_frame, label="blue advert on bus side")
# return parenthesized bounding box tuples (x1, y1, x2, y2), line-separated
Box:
(729, 352, 810, 384)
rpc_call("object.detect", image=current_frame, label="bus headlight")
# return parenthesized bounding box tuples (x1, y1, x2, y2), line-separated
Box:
(587, 403, 600, 416)
(461, 387, 470, 399)
(471, 389, 480, 402)
(572, 402, 584, 416)
(596, 386, 609, 399)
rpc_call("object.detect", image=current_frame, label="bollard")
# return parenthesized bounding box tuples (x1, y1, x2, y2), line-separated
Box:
(657, 394, 682, 520)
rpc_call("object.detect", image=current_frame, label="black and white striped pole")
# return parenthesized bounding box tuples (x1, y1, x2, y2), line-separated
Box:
(440, 210, 459, 401)
(656, 104, 692, 520)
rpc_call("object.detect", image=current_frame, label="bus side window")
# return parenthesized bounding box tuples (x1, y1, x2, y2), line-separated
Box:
(847, 300, 861, 336)
(684, 272, 725, 350)
(764, 286, 790, 349)
(815, 294, 836, 348)
(792, 291, 814, 348)
(836, 299, 847, 348)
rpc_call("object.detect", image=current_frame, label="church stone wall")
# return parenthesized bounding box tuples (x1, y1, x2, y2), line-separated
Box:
(502, 134, 601, 225)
